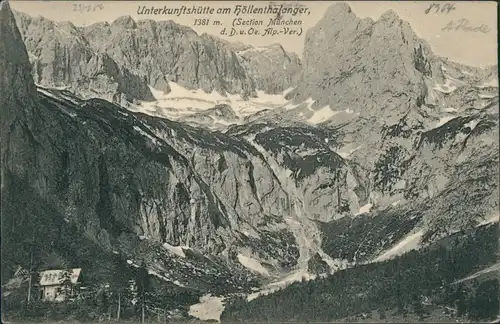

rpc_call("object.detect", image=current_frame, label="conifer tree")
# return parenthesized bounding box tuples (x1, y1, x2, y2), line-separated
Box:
(135, 261, 151, 324)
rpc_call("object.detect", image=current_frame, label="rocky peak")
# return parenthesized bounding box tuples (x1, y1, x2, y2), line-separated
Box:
(294, 2, 436, 119)
(112, 15, 137, 29)
(323, 2, 354, 18)
(0, 0, 37, 102)
(1, 0, 42, 186)
(379, 9, 401, 24)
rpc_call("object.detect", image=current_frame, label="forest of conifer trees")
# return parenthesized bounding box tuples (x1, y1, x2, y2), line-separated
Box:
(222, 224, 499, 322)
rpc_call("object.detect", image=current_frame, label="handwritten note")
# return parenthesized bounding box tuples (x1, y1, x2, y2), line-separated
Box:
(423, 2, 491, 34)
(441, 19, 491, 33)
(73, 3, 104, 13)
(424, 3, 457, 15)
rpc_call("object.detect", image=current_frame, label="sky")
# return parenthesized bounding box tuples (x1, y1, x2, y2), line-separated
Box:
(9, 1, 498, 67)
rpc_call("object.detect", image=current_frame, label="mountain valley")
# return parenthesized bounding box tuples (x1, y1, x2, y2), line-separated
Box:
(1, 1, 498, 323)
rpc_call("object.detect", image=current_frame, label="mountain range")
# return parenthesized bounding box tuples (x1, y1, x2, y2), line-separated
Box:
(1, 1, 498, 322)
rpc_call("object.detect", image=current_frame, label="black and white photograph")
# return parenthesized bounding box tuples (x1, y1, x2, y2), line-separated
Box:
(1, 0, 498, 323)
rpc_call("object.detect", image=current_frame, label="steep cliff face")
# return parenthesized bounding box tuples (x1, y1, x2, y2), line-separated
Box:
(13, 12, 155, 107)
(1, 0, 42, 188)
(237, 43, 302, 94)
(13, 12, 303, 106)
(5, 88, 357, 276)
(83, 16, 257, 98)
(3, 2, 362, 284)
(274, 3, 499, 230)
(290, 3, 497, 120)
(292, 4, 427, 117)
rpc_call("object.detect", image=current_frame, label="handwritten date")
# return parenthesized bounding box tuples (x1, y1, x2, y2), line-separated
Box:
(72, 3, 104, 13)
(424, 3, 456, 14)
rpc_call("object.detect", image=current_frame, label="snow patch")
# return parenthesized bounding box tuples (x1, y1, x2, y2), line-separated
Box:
(464, 119, 479, 131)
(147, 269, 169, 282)
(36, 84, 68, 91)
(373, 230, 424, 262)
(435, 116, 455, 127)
(133, 82, 292, 120)
(304, 97, 315, 108)
(237, 46, 270, 55)
(282, 87, 295, 96)
(374, 214, 499, 265)
(247, 269, 315, 302)
(433, 79, 457, 94)
(158, 82, 228, 102)
(249, 90, 290, 108)
(355, 203, 373, 216)
(478, 214, 499, 226)
(173, 280, 186, 287)
(296, 147, 320, 158)
(237, 254, 269, 276)
(453, 262, 500, 285)
(336, 145, 362, 159)
(283, 101, 300, 110)
(37, 88, 78, 117)
(478, 92, 498, 99)
(162, 243, 186, 258)
(133, 126, 159, 146)
(126, 260, 140, 268)
(391, 200, 401, 207)
(307, 105, 339, 124)
(189, 295, 225, 322)
(442, 107, 458, 113)
(476, 79, 499, 88)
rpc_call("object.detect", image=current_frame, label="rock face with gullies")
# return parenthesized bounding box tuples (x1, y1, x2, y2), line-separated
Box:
(83, 16, 256, 98)
(3, 1, 498, 305)
(13, 11, 304, 105)
(2, 2, 358, 283)
(1, 0, 40, 184)
(12, 12, 155, 106)
(292, 4, 430, 117)
(291, 3, 497, 118)
(237, 43, 302, 94)
(254, 3, 498, 240)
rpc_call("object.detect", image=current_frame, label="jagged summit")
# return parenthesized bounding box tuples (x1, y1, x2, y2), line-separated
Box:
(379, 9, 401, 22)
(324, 2, 353, 16)
(294, 0, 436, 119)
(0, 0, 37, 100)
(1, 0, 41, 186)
(1, 1, 29, 64)
(112, 15, 137, 28)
